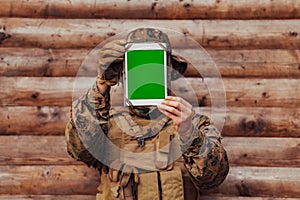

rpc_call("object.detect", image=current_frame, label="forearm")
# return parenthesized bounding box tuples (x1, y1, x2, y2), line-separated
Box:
(181, 114, 229, 190)
(65, 80, 111, 168)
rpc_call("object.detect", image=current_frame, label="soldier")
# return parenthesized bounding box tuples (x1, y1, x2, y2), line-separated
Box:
(65, 28, 229, 200)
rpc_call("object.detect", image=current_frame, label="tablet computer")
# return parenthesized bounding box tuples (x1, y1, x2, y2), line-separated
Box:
(124, 43, 168, 106)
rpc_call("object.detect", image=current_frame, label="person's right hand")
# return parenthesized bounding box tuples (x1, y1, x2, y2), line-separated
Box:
(97, 39, 126, 86)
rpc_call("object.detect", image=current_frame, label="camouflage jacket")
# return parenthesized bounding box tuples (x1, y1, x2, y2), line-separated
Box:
(65, 81, 229, 192)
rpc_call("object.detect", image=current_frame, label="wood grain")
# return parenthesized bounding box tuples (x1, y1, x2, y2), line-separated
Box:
(0, 136, 299, 168)
(0, 196, 298, 200)
(1, 77, 299, 108)
(0, 195, 95, 200)
(0, 165, 299, 197)
(0, 18, 299, 49)
(1, 0, 300, 19)
(200, 167, 300, 198)
(1, 48, 299, 78)
(1, 106, 300, 137)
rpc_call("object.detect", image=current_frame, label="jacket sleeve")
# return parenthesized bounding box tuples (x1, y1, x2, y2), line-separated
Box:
(65, 80, 111, 169)
(181, 114, 229, 190)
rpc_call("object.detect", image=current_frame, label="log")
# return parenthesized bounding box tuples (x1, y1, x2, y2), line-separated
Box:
(222, 137, 300, 168)
(0, 195, 95, 200)
(0, 196, 298, 200)
(0, 48, 87, 77)
(201, 197, 300, 200)
(1, 106, 300, 137)
(0, 165, 299, 197)
(0, 196, 95, 200)
(200, 167, 300, 198)
(0, 136, 76, 165)
(0, 0, 300, 19)
(0, 165, 99, 195)
(1, 48, 300, 78)
(0, 106, 70, 135)
(0, 77, 299, 108)
(1, 136, 299, 167)
(0, 18, 300, 49)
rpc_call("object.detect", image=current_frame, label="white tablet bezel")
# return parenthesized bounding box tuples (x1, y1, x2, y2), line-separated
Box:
(124, 43, 168, 106)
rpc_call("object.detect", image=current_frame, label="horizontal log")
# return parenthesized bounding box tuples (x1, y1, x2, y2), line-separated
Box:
(0, 165, 99, 195)
(201, 197, 300, 200)
(0, 195, 95, 200)
(0, 18, 300, 49)
(0, 136, 76, 165)
(0, 165, 299, 197)
(222, 137, 300, 168)
(1, 106, 300, 137)
(0, 136, 299, 167)
(0, 77, 299, 108)
(1, 0, 300, 19)
(0, 196, 298, 200)
(1, 48, 300, 78)
(0, 106, 70, 136)
(200, 167, 300, 198)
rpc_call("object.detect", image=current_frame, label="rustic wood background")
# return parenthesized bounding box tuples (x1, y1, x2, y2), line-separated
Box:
(0, 0, 300, 199)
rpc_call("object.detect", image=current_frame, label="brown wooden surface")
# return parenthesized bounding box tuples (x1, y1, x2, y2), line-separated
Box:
(0, 165, 99, 195)
(1, 77, 299, 108)
(201, 197, 300, 200)
(1, 48, 300, 78)
(0, 136, 299, 167)
(0, 196, 298, 200)
(200, 167, 300, 198)
(1, 1, 299, 199)
(1, 106, 300, 137)
(1, 18, 300, 49)
(0, 195, 95, 200)
(1, 0, 300, 19)
(0, 165, 299, 197)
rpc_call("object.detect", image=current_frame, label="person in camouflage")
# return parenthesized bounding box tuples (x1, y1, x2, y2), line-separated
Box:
(65, 28, 229, 200)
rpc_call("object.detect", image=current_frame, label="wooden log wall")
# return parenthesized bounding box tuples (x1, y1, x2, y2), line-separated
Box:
(0, 0, 300, 199)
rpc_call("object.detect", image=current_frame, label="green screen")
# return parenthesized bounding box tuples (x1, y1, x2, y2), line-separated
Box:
(127, 49, 165, 100)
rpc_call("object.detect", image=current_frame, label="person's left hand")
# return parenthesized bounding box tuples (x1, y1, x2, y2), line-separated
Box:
(157, 96, 194, 142)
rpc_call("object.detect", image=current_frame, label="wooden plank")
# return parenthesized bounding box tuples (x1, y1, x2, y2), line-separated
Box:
(1, 48, 300, 78)
(1, 106, 300, 137)
(222, 137, 300, 168)
(0, 196, 298, 200)
(220, 107, 300, 137)
(0, 18, 300, 49)
(0, 136, 76, 165)
(0, 165, 99, 195)
(201, 197, 300, 200)
(1, 0, 300, 19)
(0, 165, 299, 197)
(0, 48, 87, 77)
(0, 136, 299, 168)
(0, 195, 95, 200)
(0, 106, 70, 135)
(0, 77, 299, 108)
(200, 167, 300, 198)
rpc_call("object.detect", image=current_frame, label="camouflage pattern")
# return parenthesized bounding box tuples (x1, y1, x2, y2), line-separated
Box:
(65, 27, 229, 198)
(127, 28, 187, 79)
(65, 80, 229, 193)
(127, 28, 171, 51)
(97, 39, 126, 86)
(96, 28, 187, 86)
(65, 78, 111, 169)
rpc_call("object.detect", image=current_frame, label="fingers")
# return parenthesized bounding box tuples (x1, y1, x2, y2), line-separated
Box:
(164, 96, 192, 110)
(160, 96, 193, 117)
(158, 96, 193, 121)
(157, 103, 181, 117)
